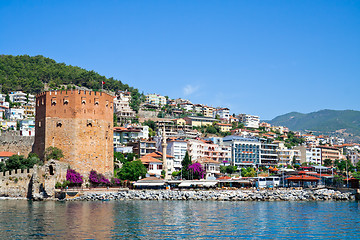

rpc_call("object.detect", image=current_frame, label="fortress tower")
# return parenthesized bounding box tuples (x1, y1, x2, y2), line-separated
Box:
(33, 90, 114, 177)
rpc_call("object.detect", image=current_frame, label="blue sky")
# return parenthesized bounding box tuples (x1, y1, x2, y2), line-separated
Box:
(1, 1, 359, 119)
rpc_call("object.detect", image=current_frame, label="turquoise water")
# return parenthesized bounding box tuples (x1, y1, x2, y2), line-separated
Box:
(0, 200, 360, 239)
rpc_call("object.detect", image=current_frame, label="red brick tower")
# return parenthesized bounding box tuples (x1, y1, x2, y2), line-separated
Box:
(33, 90, 114, 177)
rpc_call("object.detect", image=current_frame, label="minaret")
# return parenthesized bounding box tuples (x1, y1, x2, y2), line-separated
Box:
(161, 125, 170, 180)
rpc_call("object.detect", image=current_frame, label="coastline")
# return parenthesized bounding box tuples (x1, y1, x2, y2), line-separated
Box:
(67, 188, 355, 202)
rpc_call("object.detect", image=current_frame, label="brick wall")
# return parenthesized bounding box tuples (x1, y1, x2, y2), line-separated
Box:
(34, 90, 114, 177)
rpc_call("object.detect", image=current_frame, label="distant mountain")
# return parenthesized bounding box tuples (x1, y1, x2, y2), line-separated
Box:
(268, 110, 360, 142)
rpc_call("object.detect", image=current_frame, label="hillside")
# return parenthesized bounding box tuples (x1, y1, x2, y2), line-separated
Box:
(268, 109, 360, 142)
(0, 55, 142, 111)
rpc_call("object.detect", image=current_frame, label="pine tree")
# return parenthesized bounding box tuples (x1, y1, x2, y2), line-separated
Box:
(181, 151, 192, 180)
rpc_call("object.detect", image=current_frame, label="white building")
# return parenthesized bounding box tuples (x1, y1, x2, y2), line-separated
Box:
(5, 108, 24, 121)
(213, 108, 230, 121)
(113, 91, 136, 123)
(179, 102, 194, 112)
(19, 119, 35, 136)
(145, 94, 166, 106)
(277, 148, 301, 166)
(9, 91, 35, 106)
(308, 147, 322, 165)
(187, 139, 231, 163)
(238, 114, 260, 129)
(167, 139, 187, 171)
(140, 156, 163, 177)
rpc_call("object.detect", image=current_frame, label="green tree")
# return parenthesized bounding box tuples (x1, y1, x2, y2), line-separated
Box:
(117, 160, 147, 181)
(44, 146, 64, 160)
(113, 113, 118, 127)
(3, 153, 42, 171)
(323, 159, 332, 167)
(225, 165, 236, 174)
(114, 152, 126, 165)
(181, 152, 192, 180)
(143, 120, 156, 130)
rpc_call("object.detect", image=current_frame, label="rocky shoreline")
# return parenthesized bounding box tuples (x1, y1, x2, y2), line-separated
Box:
(70, 189, 355, 202)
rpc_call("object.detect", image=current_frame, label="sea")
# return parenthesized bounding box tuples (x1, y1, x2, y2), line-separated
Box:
(0, 200, 359, 239)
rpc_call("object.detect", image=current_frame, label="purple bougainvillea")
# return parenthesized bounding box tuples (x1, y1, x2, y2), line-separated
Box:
(111, 178, 121, 185)
(188, 163, 206, 179)
(89, 170, 100, 184)
(89, 170, 111, 186)
(66, 169, 83, 184)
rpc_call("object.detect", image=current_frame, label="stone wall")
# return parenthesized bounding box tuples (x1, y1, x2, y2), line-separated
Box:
(138, 110, 158, 119)
(0, 160, 68, 199)
(33, 90, 114, 177)
(0, 131, 34, 156)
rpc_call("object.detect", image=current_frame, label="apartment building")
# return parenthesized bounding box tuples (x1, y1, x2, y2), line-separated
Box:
(187, 139, 231, 163)
(183, 116, 217, 127)
(114, 91, 136, 123)
(223, 136, 261, 167)
(213, 108, 230, 121)
(215, 123, 232, 132)
(9, 91, 35, 106)
(318, 146, 340, 162)
(238, 114, 260, 129)
(128, 139, 157, 157)
(259, 138, 278, 166)
(277, 148, 301, 166)
(145, 94, 166, 106)
(167, 139, 187, 171)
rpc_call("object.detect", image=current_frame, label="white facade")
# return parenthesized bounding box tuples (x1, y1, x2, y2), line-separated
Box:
(213, 108, 230, 121)
(167, 140, 187, 171)
(180, 102, 194, 112)
(113, 91, 136, 121)
(238, 114, 260, 129)
(307, 147, 322, 165)
(187, 139, 231, 163)
(277, 149, 301, 166)
(145, 94, 166, 106)
(9, 91, 35, 106)
(19, 119, 35, 136)
(5, 108, 24, 121)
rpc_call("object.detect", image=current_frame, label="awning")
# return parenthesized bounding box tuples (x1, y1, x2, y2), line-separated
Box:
(134, 182, 165, 186)
(178, 182, 193, 187)
(201, 182, 218, 187)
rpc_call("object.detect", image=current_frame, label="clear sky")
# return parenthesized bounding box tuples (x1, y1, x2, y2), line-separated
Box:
(1, 0, 359, 119)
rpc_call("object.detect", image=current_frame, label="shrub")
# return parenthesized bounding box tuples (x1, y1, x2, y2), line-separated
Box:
(188, 163, 206, 179)
(66, 169, 83, 185)
(89, 170, 111, 186)
(111, 177, 121, 186)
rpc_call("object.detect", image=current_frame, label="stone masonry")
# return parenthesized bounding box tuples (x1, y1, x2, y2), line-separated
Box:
(33, 90, 114, 177)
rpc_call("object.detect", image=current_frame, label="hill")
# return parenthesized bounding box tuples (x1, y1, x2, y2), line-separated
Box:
(0, 55, 142, 111)
(268, 109, 360, 142)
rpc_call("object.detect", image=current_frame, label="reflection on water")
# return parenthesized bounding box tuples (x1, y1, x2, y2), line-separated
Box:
(0, 200, 360, 239)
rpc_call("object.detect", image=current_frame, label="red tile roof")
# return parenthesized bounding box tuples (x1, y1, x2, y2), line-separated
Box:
(140, 156, 163, 163)
(145, 151, 174, 159)
(286, 175, 320, 181)
(0, 151, 16, 157)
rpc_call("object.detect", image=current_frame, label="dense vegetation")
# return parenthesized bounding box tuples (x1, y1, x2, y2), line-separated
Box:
(0, 153, 42, 172)
(0, 55, 143, 112)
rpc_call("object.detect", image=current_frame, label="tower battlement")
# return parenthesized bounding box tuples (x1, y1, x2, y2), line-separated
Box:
(34, 90, 114, 177)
